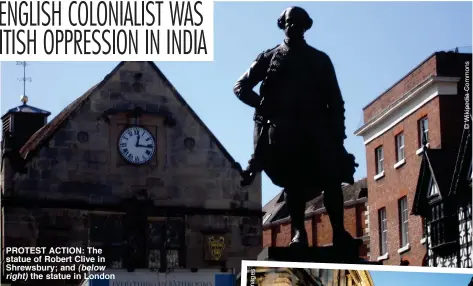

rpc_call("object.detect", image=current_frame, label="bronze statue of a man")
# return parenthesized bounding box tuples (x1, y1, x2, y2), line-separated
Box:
(233, 7, 360, 248)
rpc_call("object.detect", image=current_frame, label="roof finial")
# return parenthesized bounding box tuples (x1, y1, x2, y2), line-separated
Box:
(20, 95, 28, 105)
(16, 61, 32, 105)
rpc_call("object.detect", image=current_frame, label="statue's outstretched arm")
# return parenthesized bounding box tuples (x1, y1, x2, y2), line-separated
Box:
(233, 52, 270, 108)
(325, 55, 347, 144)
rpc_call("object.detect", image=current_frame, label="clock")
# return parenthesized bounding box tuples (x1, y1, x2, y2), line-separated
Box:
(118, 126, 156, 165)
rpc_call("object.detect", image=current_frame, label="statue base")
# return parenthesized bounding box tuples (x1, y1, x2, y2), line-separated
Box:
(258, 246, 382, 265)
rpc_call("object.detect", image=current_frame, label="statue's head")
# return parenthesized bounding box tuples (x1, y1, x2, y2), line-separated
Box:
(277, 7, 313, 39)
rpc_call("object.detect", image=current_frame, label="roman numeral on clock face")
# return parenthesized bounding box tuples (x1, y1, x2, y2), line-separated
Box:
(119, 127, 156, 165)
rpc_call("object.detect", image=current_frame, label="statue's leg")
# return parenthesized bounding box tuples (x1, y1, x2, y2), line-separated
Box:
(285, 188, 308, 247)
(324, 181, 362, 248)
(323, 182, 346, 237)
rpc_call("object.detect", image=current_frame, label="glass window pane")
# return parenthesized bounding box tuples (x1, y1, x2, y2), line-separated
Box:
(166, 250, 180, 269)
(166, 220, 183, 248)
(379, 208, 387, 254)
(148, 249, 161, 269)
(148, 221, 165, 248)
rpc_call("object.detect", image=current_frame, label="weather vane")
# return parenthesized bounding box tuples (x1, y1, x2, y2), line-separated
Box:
(16, 61, 32, 105)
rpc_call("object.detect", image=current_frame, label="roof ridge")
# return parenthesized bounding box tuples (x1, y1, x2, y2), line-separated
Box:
(144, 61, 242, 174)
(18, 62, 243, 176)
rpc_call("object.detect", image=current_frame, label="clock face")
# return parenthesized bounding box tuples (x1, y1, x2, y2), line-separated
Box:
(118, 126, 156, 165)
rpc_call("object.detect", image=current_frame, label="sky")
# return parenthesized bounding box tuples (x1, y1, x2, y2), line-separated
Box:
(1, 1, 472, 205)
(370, 270, 473, 286)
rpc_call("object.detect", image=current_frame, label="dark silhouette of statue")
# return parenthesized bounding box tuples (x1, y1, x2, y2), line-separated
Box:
(234, 7, 360, 249)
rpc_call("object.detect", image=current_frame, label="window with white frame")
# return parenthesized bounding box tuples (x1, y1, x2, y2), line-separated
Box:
(398, 197, 409, 247)
(378, 207, 388, 255)
(428, 201, 458, 250)
(395, 132, 405, 162)
(375, 146, 384, 174)
(418, 117, 429, 147)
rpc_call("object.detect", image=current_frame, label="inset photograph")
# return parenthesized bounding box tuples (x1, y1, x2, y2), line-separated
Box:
(240, 267, 473, 286)
(240, 262, 473, 286)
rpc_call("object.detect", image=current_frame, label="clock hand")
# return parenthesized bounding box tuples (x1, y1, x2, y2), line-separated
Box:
(135, 134, 141, 147)
(136, 144, 153, 148)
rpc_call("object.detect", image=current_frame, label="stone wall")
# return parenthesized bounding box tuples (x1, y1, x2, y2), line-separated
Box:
(9, 62, 260, 209)
(3, 61, 262, 270)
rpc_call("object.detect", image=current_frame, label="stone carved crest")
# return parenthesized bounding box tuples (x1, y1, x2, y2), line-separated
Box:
(208, 236, 225, 260)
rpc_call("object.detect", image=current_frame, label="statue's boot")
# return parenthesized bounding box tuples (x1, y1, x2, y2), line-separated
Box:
(289, 228, 309, 247)
(333, 230, 363, 250)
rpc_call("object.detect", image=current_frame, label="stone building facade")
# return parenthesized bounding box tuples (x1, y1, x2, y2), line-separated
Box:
(261, 178, 370, 259)
(1, 61, 262, 284)
(354, 51, 472, 266)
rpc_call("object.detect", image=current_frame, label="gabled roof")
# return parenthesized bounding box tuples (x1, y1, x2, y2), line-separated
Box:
(262, 190, 285, 225)
(262, 178, 368, 226)
(1, 103, 51, 119)
(20, 84, 98, 159)
(425, 149, 457, 196)
(305, 178, 368, 213)
(412, 147, 458, 215)
(18, 62, 242, 174)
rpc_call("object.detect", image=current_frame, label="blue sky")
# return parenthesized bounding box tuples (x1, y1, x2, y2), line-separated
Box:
(370, 270, 473, 286)
(1, 1, 472, 205)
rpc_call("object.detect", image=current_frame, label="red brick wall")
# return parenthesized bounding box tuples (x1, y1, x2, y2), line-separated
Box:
(262, 203, 369, 258)
(364, 52, 471, 266)
(366, 98, 442, 266)
(363, 55, 438, 123)
(262, 226, 273, 248)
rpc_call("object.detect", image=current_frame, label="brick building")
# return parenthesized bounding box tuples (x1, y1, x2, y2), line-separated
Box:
(0, 61, 262, 285)
(260, 178, 370, 259)
(354, 51, 472, 266)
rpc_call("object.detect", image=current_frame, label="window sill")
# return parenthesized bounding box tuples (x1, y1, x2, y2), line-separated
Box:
(394, 159, 406, 169)
(397, 244, 411, 254)
(420, 237, 427, 245)
(377, 253, 389, 261)
(374, 171, 385, 181)
(416, 143, 430, 155)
